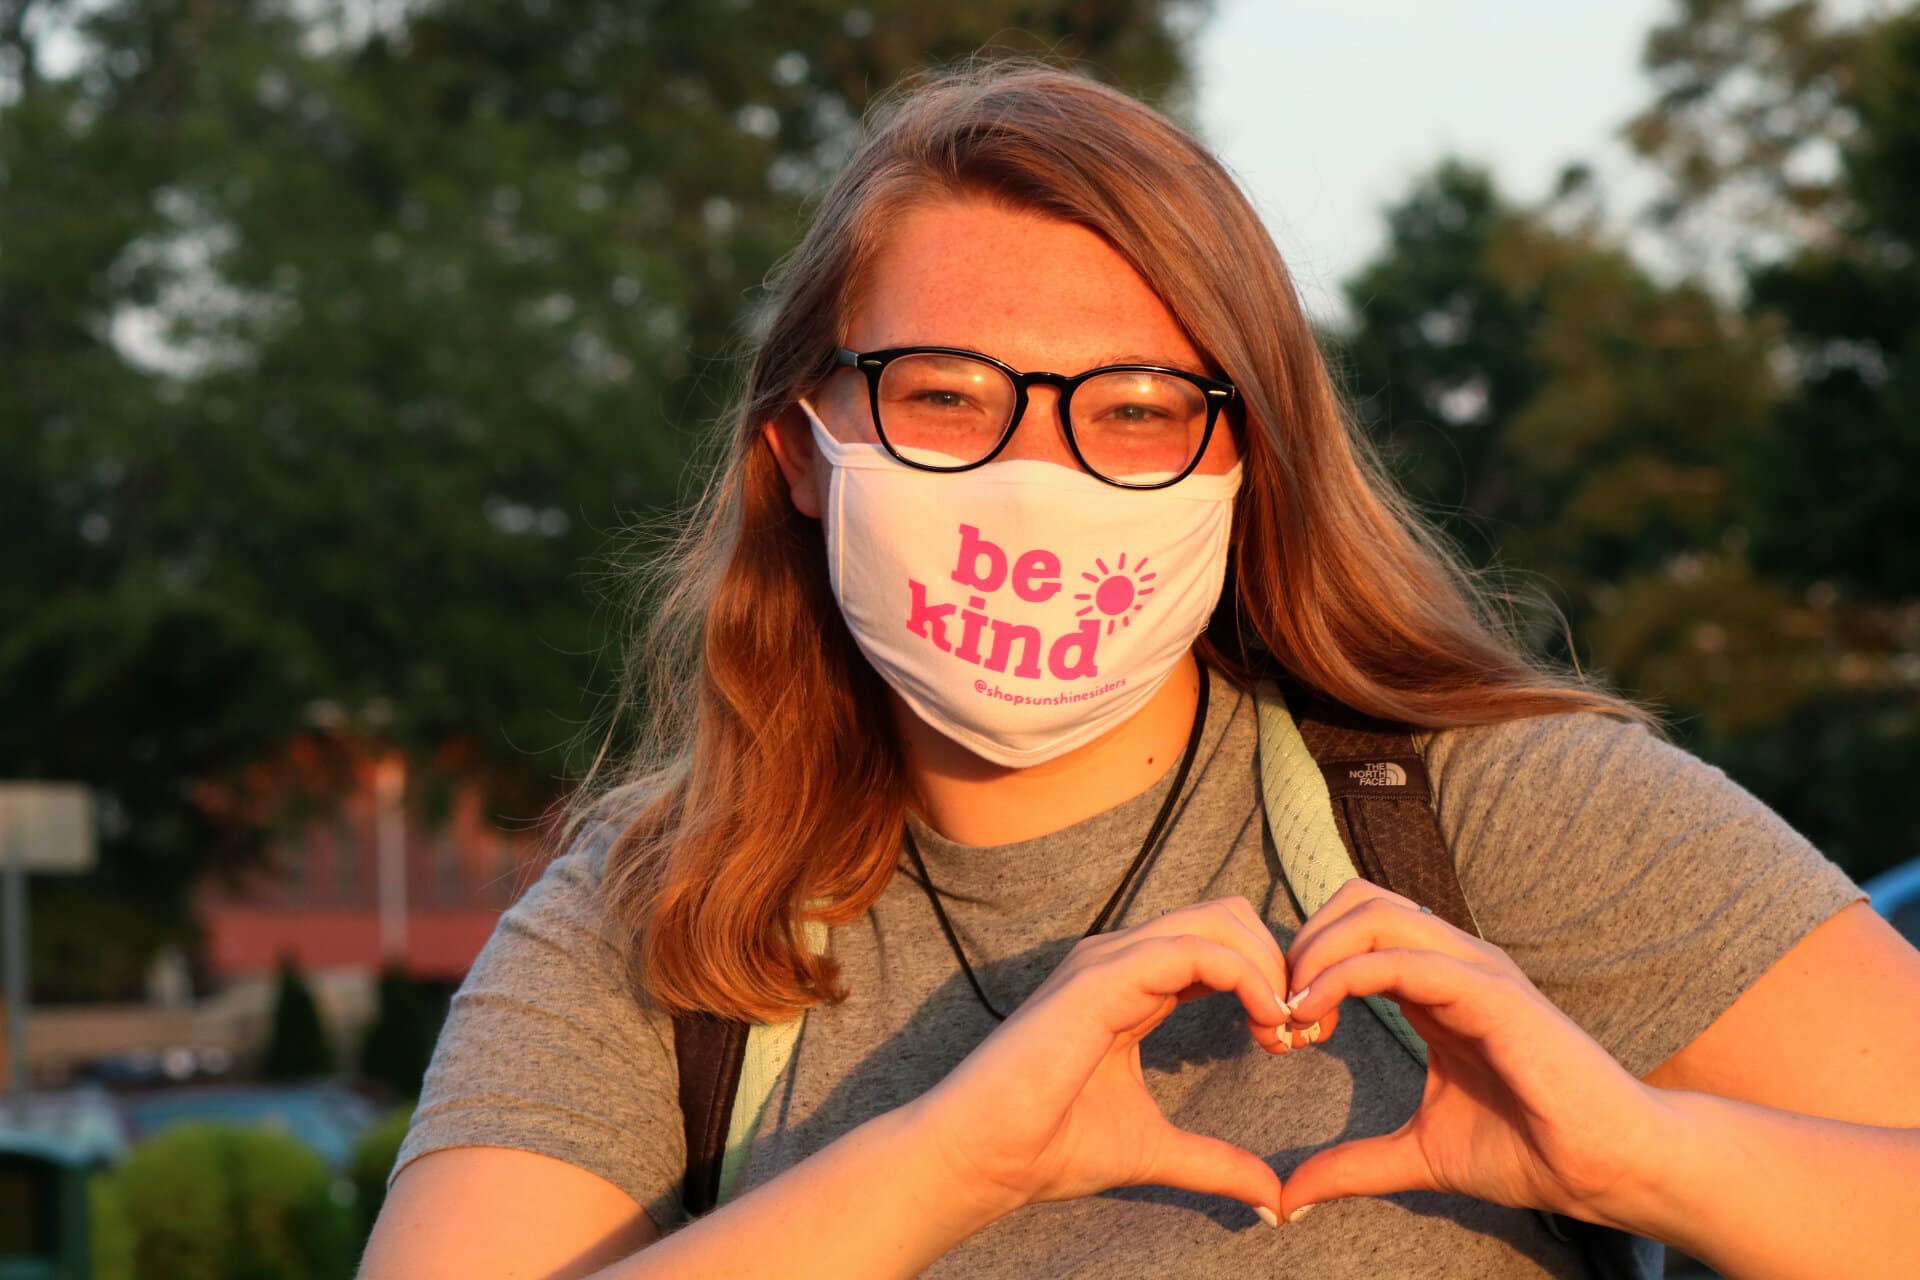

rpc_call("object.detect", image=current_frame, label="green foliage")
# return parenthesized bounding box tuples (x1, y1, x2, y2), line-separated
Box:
(1742, 9, 1920, 598)
(262, 954, 337, 1080)
(1623, 0, 1863, 244)
(356, 964, 438, 1101)
(348, 1104, 416, 1239)
(102, 1122, 356, 1280)
(1334, 157, 1780, 653)
(89, 1171, 137, 1280)
(1, 0, 1210, 998)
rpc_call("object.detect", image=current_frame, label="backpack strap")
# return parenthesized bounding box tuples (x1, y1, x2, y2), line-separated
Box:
(672, 915, 827, 1219)
(1284, 688, 1481, 938)
(672, 1010, 748, 1218)
(1251, 681, 1440, 1062)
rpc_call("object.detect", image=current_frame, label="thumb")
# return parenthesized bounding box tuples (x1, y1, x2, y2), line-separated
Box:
(1139, 1122, 1283, 1224)
(1281, 1130, 1429, 1220)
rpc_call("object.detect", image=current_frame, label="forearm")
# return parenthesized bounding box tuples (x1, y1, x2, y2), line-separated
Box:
(587, 1103, 1010, 1279)
(1601, 1089, 1919, 1280)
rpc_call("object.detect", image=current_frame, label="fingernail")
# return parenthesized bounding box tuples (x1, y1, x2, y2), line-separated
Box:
(1254, 1206, 1280, 1228)
(1304, 1021, 1321, 1044)
(1273, 992, 1292, 1020)
(1286, 985, 1310, 1008)
(1288, 1203, 1318, 1223)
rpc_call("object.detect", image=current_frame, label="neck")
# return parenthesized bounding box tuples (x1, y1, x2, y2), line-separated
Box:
(894, 651, 1206, 846)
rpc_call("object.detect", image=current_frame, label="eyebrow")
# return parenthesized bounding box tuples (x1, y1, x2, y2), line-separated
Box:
(870, 342, 1213, 376)
(1092, 352, 1211, 375)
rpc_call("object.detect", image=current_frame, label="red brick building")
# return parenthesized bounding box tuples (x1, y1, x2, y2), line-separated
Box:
(194, 738, 557, 985)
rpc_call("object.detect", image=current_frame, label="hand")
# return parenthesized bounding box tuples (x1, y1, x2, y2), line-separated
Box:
(1276, 879, 1669, 1227)
(904, 896, 1298, 1226)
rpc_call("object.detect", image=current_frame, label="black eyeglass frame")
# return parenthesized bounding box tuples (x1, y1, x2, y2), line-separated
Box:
(830, 345, 1239, 491)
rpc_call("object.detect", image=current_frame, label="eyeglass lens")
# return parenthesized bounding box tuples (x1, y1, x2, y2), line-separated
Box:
(875, 352, 1210, 483)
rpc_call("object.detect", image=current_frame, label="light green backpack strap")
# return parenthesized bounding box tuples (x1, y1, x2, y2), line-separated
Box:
(714, 915, 829, 1206)
(1252, 681, 1430, 1068)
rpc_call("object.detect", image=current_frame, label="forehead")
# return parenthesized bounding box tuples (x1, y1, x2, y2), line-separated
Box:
(845, 197, 1208, 373)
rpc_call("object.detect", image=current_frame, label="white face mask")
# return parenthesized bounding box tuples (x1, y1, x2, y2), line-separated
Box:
(798, 399, 1242, 767)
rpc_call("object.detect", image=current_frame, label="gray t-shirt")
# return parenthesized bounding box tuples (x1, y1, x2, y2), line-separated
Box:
(391, 666, 1865, 1277)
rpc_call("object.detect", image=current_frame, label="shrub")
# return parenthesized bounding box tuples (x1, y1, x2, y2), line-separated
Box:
(357, 964, 436, 1099)
(348, 1104, 416, 1239)
(262, 953, 336, 1080)
(104, 1122, 355, 1280)
(89, 1170, 135, 1280)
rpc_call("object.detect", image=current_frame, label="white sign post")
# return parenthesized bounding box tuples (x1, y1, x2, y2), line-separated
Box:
(0, 783, 96, 1116)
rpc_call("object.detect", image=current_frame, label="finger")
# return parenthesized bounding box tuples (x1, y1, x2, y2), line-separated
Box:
(1285, 876, 1404, 960)
(1216, 895, 1292, 1019)
(1089, 899, 1291, 1030)
(1125, 898, 1288, 1006)
(1282, 1128, 1431, 1219)
(1287, 896, 1490, 1011)
(1277, 1003, 1340, 1050)
(1085, 935, 1291, 1035)
(1285, 879, 1441, 991)
(1137, 1121, 1283, 1224)
(1285, 949, 1512, 1045)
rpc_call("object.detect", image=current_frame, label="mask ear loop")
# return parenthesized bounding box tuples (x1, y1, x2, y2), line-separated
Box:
(795, 398, 846, 461)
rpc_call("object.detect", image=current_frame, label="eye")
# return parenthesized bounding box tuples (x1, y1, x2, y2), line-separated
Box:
(878, 354, 1013, 421)
(1074, 371, 1201, 430)
(906, 386, 979, 410)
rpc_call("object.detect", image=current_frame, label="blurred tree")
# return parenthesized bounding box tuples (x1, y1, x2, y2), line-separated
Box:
(261, 952, 335, 1078)
(0, 0, 1210, 993)
(1622, 0, 1865, 270)
(1328, 159, 1542, 572)
(1337, 1, 1920, 879)
(1334, 158, 1796, 683)
(1709, 6, 1920, 876)
(356, 961, 437, 1100)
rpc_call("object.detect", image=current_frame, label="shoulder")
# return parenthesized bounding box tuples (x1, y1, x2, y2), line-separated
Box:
(1414, 709, 1865, 1077)
(499, 813, 627, 946)
(1420, 706, 1674, 798)
(1416, 709, 1775, 876)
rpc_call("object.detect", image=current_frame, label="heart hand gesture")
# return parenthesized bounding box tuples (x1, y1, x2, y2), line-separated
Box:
(1276, 878, 1668, 1227)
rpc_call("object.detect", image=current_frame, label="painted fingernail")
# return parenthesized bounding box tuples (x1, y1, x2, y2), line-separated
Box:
(1286, 985, 1310, 1008)
(1274, 992, 1292, 1019)
(1254, 1206, 1280, 1228)
(1289, 1203, 1319, 1223)
(1304, 1021, 1322, 1044)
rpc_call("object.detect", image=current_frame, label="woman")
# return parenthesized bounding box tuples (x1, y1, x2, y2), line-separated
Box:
(362, 65, 1920, 1279)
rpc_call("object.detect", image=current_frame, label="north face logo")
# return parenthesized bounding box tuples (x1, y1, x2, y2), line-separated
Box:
(1347, 762, 1408, 787)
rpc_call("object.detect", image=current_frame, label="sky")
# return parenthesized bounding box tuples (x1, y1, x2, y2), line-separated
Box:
(1192, 0, 1677, 329)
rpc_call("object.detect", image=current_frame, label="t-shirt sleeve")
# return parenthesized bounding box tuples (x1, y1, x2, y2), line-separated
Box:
(386, 819, 688, 1230)
(1424, 711, 1867, 1080)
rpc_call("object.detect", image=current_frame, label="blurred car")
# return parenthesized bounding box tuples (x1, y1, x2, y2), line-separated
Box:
(1864, 856, 1920, 948)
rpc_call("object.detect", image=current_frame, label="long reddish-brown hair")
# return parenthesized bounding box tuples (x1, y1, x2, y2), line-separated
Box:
(559, 62, 1656, 1023)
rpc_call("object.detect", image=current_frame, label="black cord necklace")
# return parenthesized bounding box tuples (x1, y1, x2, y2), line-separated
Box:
(901, 672, 1212, 1021)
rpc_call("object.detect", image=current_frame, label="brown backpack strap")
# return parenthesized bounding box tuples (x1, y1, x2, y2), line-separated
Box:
(1287, 689, 1481, 940)
(671, 1010, 750, 1218)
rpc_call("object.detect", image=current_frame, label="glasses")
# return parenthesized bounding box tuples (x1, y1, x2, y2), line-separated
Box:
(830, 345, 1237, 490)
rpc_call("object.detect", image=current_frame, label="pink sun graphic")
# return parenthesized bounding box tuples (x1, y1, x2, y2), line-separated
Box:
(1073, 552, 1157, 635)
